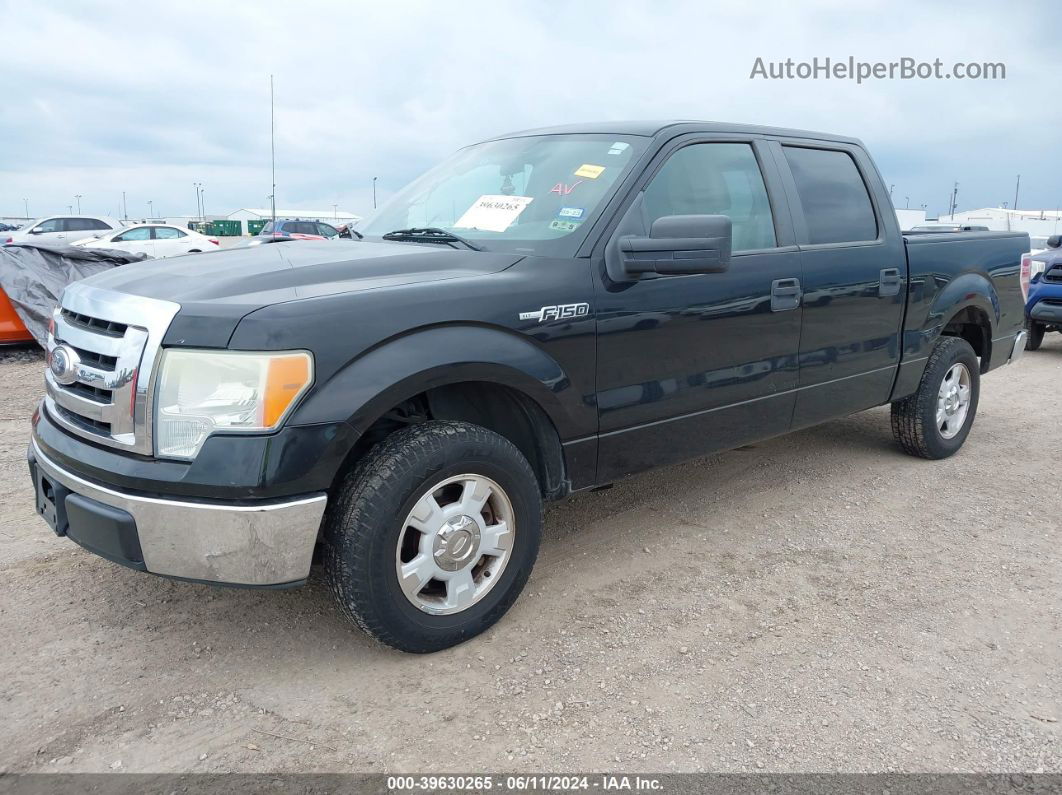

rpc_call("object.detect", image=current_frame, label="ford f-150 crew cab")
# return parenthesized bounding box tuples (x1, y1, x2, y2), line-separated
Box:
(28, 121, 1031, 652)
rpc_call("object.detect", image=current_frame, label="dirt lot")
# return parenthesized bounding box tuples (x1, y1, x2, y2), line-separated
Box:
(1, 340, 1060, 774)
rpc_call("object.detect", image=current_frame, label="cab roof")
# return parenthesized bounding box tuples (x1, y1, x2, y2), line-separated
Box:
(482, 120, 862, 146)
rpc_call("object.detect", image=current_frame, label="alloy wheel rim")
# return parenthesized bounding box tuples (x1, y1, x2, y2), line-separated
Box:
(395, 474, 515, 615)
(936, 362, 972, 440)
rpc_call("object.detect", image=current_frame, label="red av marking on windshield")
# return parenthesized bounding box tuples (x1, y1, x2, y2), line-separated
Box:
(550, 180, 584, 196)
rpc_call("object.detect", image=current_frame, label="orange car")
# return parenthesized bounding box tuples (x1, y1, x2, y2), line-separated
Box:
(0, 287, 34, 345)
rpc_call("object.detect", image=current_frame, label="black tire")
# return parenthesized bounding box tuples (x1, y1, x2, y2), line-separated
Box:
(324, 421, 542, 653)
(1026, 321, 1045, 351)
(891, 336, 980, 460)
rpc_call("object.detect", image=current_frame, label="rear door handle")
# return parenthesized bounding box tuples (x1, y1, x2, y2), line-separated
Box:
(771, 277, 802, 312)
(879, 267, 902, 297)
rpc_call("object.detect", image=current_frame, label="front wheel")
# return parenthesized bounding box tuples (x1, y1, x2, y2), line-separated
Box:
(324, 421, 542, 653)
(1026, 320, 1045, 351)
(891, 336, 980, 459)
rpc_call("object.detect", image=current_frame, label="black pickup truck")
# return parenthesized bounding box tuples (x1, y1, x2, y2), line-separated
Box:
(29, 121, 1030, 652)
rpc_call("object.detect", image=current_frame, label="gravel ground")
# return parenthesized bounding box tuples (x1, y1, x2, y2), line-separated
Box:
(1, 340, 1060, 773)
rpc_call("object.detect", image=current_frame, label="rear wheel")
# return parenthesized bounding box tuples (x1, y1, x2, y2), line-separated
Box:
(891, 336, 980, 459)
(324, 421, 542, 653)
(1026, 320, 1045, 351)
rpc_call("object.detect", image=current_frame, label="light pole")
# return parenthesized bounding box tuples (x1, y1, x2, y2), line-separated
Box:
(905, 196, 910, 209)
(74, 194, 82, 213)
(122, 191, 127, 220)
(67, 205, 72, 214)
(148, 200, 154, 219)
(194, 182, 202, 221)
(372, 177, 378, 210)
(889, 184, 894, 197)
(200, 190, 205, 219)
(332, 203, 337, 220)
(23, 198, 28, 218)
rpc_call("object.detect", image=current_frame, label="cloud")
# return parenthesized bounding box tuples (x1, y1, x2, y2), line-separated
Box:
(0, 0, 1058, 219)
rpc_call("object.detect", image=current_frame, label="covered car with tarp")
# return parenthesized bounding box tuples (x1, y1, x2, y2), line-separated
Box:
(0, 243, 146, 346)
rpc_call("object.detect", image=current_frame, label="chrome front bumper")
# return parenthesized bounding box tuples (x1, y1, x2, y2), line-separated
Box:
(31, 439, 326, 587)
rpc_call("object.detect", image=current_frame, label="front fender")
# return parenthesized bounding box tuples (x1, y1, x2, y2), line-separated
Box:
(289, 324, 588, 440)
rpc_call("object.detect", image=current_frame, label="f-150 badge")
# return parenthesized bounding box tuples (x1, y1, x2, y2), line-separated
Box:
(519, 303, 591, 322)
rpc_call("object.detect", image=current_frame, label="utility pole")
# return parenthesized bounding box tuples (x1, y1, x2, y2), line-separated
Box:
(74, 194, 82, 213)
(373, 176, 378, 209)
(1013, 174, 1020, 213)
(270, 74, 277, 226)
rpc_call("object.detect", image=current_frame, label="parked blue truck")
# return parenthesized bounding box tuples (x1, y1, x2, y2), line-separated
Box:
(1025, 236, 1062, 350)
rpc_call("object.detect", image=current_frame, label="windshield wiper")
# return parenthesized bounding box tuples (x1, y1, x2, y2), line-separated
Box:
(381, 227, 485, 251)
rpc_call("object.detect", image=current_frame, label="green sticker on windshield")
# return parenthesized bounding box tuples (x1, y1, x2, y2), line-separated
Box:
(549, 219, 581, 233)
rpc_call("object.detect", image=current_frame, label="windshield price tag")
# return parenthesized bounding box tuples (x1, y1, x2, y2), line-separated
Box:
(454, 195, 534, 232)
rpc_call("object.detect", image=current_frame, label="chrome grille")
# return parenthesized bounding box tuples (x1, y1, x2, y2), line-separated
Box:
(45, 283, 180, 455)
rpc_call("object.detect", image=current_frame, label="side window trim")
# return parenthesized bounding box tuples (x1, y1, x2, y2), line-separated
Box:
(639, 140, 782, 252)
(773, 139, 883, 248)
(587, 133, 800, 262)
(598, 133, 798, 255)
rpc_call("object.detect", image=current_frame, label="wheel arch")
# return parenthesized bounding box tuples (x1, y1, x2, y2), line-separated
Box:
(928, 273, 999, 372)
(291, 325, 584, 499)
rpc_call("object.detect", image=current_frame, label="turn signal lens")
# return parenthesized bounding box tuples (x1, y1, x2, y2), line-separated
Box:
(263, 354, 313, 427)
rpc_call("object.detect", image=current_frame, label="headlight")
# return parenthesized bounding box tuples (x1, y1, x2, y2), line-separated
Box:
(1031, 259, 1047, 279)
(155, 349, 313, 460)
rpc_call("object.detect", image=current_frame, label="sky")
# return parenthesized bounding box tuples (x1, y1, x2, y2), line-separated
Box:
(1, 0, 1058, 221)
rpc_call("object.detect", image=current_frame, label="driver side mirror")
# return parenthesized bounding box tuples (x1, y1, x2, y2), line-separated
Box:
(1048, 235, 1061, 249)
(28, 228, 43, 235)
(619, 214, 732, 276)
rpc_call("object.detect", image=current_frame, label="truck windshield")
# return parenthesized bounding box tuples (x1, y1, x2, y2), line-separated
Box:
(359, 134, 648, 256)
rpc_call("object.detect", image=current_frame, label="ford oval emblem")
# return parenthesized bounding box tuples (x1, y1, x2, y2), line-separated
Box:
(49, 344, 80, 385)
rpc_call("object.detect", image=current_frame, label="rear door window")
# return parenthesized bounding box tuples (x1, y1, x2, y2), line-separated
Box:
(153, 227, 184, 239)
(115, 227, 152, 242)
(782, 146, 878, 244)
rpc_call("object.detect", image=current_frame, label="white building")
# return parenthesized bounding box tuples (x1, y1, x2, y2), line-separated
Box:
(895, 208, 927, 230)
(226, 208, 362, 235)
(938, 208, 1062, 239)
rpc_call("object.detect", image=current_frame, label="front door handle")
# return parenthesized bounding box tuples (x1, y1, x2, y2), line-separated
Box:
(771, 277, 802, 312)
(879, 267, 902, 297)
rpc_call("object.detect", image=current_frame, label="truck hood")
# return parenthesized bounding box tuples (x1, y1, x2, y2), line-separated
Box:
(82, 239, 522, 307)
(76, 239, 524, 348)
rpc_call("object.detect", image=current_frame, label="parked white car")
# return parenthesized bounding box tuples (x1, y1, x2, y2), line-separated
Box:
(3, 215, 124, 245)
(73, 224, 219, 258)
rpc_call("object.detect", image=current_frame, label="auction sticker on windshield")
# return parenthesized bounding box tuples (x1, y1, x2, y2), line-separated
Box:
(454, 195, 534, 233)
(574, 163, 605, 179)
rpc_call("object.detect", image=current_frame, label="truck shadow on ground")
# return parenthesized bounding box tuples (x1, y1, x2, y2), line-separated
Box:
(57, 405, 904, 663)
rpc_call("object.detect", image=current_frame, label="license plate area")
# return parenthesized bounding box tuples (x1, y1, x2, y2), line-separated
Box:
(33, 465, 70, 536)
